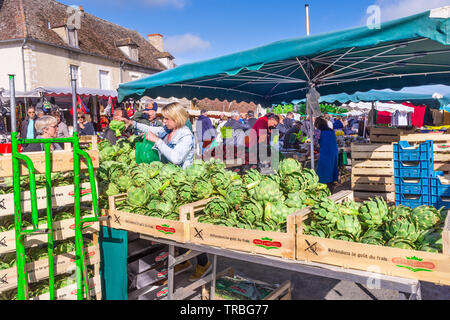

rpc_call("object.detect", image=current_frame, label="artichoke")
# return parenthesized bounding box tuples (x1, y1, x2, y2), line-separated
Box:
(411, 206, 442, 230)
(284, 192, 307, 210)
(225, 184, 248, 210)
(237, 198, 264, 226)
(359, 197, 388, 228)
(388, 205, 412, 220)
(335, 215, 362, 240)
(191, 179, 214, 201)
(387, 237, 416, 250)
(177, 181, 193, 204)
(147, 200, 173, 218)
(127, 186, 149, 208)
(385, 216, 420, 242)
(204, 198, 230, 220)
(185, 162, 207, 182)
(278, 158, 302, 177)
(254, 179, 284, 222)
(360, 228, 386, 246)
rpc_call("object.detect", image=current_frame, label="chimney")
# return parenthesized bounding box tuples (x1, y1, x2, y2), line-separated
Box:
(148, 34, 164, 52)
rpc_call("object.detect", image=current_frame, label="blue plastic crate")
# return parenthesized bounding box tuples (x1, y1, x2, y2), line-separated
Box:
(395, 193, 432, 208)
(430, 177, 450, 197)
(431, 194, 450, 209)
(393, 140, 433, 162)
(394, 159, 435, 178)
(395, 177, 431, 195)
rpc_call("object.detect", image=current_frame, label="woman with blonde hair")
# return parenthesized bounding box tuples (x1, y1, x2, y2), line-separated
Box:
(117, 103, 211, 279)
(118, 102, 194, 169)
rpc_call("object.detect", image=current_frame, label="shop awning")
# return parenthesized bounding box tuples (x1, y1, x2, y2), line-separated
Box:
(35, 87, 118, 99)
(295, 90, 444, 108)
(118, 6, 450, 106)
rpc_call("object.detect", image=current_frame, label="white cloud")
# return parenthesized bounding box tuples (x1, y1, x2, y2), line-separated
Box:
(376, 0, 449, 21)
(140, 0, 188, 9)
(165, 33, 211, 54)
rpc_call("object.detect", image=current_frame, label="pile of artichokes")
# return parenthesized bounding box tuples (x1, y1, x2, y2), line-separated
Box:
(303, 196, 446, 253)
(99, 139, 330, 229)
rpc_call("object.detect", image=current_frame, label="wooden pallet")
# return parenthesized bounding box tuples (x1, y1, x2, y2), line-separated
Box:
(351, 143, 395, 202)
(102, 194, 190, 244)
(201, 267, 292, 300)
(295, 191, 450, 286)
(369, 127, 417, 143)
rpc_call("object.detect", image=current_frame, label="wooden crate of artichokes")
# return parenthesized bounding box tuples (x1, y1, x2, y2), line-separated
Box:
(179, 158, 339, 259)
(296, 191, 450, 285)
(98, 136, 337, 255)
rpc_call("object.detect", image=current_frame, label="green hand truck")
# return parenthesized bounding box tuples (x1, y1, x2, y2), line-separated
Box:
(8, 74, 105, 300)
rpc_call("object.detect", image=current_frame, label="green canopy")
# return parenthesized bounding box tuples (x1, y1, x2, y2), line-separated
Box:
(119, 7, 450, 106)
(295, 90, 444, 108)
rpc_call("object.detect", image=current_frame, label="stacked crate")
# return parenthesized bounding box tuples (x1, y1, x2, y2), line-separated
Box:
(394, 140, 450, 209)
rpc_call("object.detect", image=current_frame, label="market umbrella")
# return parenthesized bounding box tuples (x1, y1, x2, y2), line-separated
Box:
(295, 90, 444, 109)
(118, 6, 450, 169)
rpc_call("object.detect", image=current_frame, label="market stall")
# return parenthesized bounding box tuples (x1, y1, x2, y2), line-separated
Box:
(93, 7, 450, 300)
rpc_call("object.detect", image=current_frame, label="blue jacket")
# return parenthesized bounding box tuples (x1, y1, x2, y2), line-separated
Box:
(134, 122, 194, 169)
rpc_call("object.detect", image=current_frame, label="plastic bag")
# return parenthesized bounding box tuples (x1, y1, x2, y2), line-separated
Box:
(135, 139, 160, 164)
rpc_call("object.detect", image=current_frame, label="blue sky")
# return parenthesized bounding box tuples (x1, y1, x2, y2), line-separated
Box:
(60, 0, 450, 95)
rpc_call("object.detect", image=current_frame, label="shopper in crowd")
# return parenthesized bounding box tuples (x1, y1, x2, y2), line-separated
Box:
(283, 121, 305, 149)
(22, 116, 62, 152)
(104, 108, 131, 145)
(315, 117, 339, 192)
(249, 113, 280, 148)
(20, 106, 37, 139)
(246, 110, 257, 128)
(133, 102, 162, 127)
(283, 112, 295, 130)
(51, 110, 70, 138)
(117, 103, 212, 280)
(36, 109, 45, 119)
(0, 105, 7, 135)
(195, 109, 216, 154)
(333, 116, 344, 130)
(222, 111, 251, 147)
(77, 112, 95, 136)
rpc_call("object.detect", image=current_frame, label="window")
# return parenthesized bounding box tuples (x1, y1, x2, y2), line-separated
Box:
(67, 28, 79, 47)
(130, 47, 139, 62)
(70, 65, 81, 87)
(99, 70, 110, 90)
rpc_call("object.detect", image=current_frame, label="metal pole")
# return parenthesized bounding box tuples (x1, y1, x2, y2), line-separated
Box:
(305, 5, 315, 170)
(9, 75, 16, 133)
(305, 4, 310, 36)
(71, 71, 78, 133)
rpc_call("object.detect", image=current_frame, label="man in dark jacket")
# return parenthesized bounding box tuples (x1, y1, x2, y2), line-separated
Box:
(283, 112, 295, 130)
(246, 110, 257, 128)
(103, 108, 133, 145)
(133, 102, 163, 127)
(223, 111, 251, 147)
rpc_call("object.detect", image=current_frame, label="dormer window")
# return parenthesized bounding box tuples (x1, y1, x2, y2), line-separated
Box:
(51, 24, 79, 48)
(116, 38, 139, 62)
(67, 26, 79, 48)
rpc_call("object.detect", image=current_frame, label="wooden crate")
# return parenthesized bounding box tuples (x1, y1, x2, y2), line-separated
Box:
(295, 191, 450, 286)
(180, 198, 297, 259)
(369, 127, 417, 143)
(101, 194, 190, 243)
(0, 135, 99, 178)
(29, 273, 101, 300)
(0, 183, 94, 218)
(0, 217, 100, 254)
(0, 245, 100, 293)
(201, 267, 292, 300)
(352, 135, 450, 203)
(351, 143, 395, 203)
